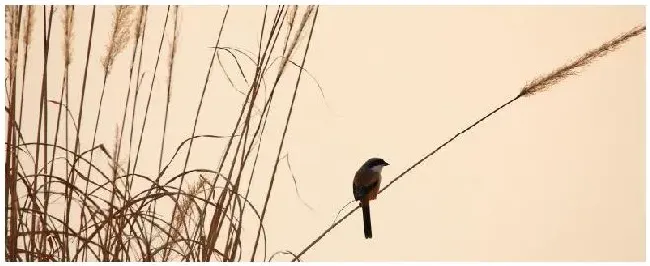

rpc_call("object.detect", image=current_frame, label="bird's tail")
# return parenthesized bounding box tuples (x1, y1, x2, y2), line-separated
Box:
(362, 203, 372, 239)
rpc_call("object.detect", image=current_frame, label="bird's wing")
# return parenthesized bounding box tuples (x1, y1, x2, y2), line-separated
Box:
(353, 180, 378, 201)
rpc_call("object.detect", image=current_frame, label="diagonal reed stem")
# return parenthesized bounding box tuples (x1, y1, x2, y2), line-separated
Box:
(291, 24, 646, 262)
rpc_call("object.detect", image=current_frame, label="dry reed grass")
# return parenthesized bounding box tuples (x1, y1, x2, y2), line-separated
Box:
(5, 5, 321, 262)
(5, 5, 641, 262)
(5, 5, 23, 262)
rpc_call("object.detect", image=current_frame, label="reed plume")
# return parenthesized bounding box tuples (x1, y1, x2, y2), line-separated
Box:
(102, 5, 136, 74)
(62, 6, 74, 66)
(23, 6, 34, 45)
(171, 176, 209, 244)
(520, 25, 646, 96)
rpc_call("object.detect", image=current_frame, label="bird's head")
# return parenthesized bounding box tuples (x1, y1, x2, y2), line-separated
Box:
(362, 157, 390, 173)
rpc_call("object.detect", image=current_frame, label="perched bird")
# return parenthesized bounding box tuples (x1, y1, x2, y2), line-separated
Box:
(352, 157, 389, 239)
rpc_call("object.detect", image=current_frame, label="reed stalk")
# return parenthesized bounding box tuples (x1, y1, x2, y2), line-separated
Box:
(290, 24, 647, 262)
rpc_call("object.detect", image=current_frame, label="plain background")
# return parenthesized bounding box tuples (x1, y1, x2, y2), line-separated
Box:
(13, 5, 645, 261)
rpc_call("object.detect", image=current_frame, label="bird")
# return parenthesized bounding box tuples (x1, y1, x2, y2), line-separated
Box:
(352, 157, 389, 239)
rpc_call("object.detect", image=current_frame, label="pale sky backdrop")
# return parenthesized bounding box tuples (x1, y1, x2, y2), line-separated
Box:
(13, 5, 645, 261)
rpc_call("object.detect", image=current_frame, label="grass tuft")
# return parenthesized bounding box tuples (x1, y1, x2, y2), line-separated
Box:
(5, 5, 322, 262)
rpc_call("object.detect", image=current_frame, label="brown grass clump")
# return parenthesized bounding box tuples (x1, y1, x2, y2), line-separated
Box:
(5, 5, 322, 262)
(5, 5, 22, 262)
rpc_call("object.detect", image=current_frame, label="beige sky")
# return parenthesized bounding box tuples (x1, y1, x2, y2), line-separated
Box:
(12, 5, 645, 261)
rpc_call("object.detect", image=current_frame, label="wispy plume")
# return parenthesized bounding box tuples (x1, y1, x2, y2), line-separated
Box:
(280, 5, 314, 71)
(171, 176, 209, 242)
(170, 6, 180, 60)
(62, 5, 74, 66)
(521, 25, 646, 96)
(23, 5, 34, 47)
(133, 6, 146, 42)
(102, 5, 136, 73)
